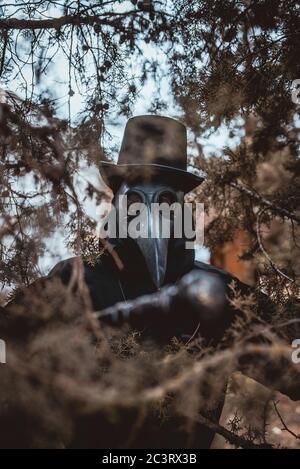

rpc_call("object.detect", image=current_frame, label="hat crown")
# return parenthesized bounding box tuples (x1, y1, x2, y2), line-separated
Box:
(100, 115, 204, 194)
(118, 115, 187, 170)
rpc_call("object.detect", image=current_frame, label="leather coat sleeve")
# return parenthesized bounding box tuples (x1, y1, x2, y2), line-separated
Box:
(194, 261, 300, 401)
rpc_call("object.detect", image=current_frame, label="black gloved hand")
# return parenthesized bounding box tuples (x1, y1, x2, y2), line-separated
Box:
(95, 270, 231, 342)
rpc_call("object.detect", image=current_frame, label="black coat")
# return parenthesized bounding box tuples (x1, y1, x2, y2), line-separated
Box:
(1, 240, 285, 449)
(49, 239, 240, 312)
(44, 240, 244, 448)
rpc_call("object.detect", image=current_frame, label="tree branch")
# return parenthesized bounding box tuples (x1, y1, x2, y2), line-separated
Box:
(256, 208, 295, 283)
(230, 181, 300, 224)
(196, 413, 273, 449)
(0, 12, 140, 31)
(273, 401, 300, 440)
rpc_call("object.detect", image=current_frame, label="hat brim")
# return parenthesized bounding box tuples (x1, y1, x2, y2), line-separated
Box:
(100, 162, 204, 194)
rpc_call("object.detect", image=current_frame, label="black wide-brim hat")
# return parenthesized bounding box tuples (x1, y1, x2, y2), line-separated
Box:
(100, 115, 204, 194)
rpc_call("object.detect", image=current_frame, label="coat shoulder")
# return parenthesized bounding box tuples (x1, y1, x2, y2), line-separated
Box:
(47, 256, 78, 283)
(193, 260, 246, 286)
(47, 256, 107, 283)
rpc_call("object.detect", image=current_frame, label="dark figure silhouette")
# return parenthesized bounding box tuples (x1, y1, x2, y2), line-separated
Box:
(1, 116, 299, 448)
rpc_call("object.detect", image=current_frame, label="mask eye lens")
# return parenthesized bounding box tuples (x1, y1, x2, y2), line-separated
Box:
(158, 191, 177, 205)
(127, 191, 143, 215)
